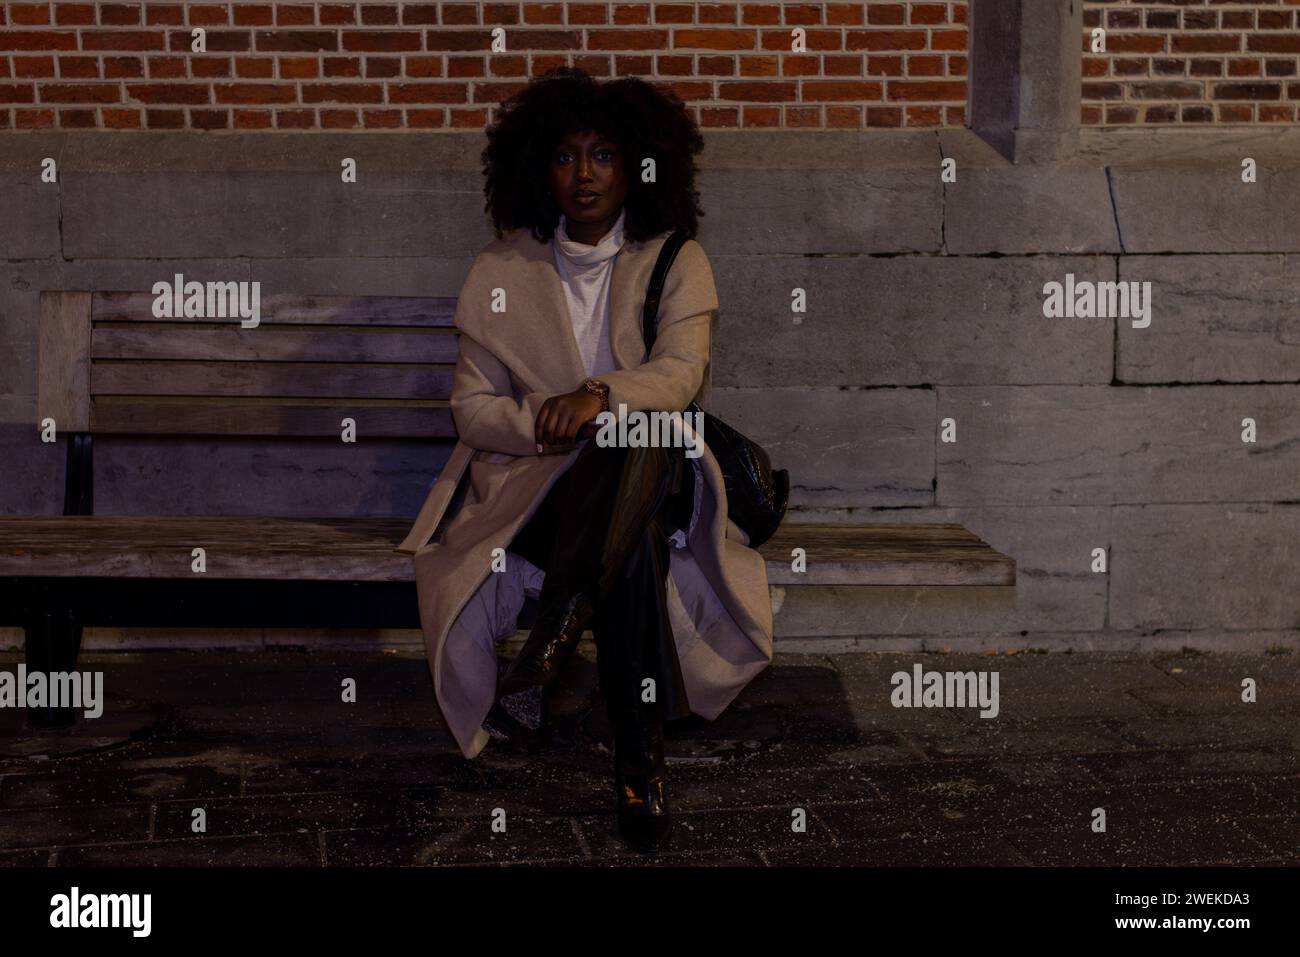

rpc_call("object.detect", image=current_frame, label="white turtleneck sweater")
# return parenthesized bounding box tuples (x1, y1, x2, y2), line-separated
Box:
(550, 208, 625, 378)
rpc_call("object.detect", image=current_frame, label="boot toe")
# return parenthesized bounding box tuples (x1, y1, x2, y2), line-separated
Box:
(617, 809, 673, 853)
(615, 776, 673, 852)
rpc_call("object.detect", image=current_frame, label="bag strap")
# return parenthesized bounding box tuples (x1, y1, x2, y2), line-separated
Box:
(640, 229, 689, 353)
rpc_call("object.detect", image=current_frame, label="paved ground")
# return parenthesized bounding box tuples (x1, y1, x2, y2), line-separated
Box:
(0, 647, 1296, 866)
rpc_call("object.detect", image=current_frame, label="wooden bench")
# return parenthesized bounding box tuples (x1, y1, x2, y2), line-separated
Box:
(0, 290, 1016, 725)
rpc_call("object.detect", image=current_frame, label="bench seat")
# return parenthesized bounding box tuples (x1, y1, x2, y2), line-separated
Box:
(0, 517, 1014, 587)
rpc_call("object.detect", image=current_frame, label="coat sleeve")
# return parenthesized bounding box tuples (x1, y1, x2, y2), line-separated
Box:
(449, 331, 552, 456)
(597, 238, 717, 414)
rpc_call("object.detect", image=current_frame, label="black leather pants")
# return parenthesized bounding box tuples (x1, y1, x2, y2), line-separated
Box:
(508, 437, 695, 722)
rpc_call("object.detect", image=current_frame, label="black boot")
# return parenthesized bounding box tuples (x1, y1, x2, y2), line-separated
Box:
(497, 590, 596, 698)
(610, 681, 672, 853)
(594, 511, 677, 853)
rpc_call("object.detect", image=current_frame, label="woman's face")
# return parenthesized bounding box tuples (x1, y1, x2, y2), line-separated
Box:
(548, 128, 628, 244)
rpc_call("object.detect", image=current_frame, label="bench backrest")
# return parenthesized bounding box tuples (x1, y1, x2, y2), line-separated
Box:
(38, 290, 716, 440)
(38, 291, 459, 439)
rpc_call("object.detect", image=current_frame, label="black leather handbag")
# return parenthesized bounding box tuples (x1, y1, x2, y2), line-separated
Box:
(641, 230, 790, 548)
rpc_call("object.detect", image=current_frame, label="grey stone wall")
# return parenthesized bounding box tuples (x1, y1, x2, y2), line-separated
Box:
(2, 127, 1298, 652)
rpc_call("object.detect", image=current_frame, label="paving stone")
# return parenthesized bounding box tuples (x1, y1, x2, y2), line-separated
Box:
(0, 803, 150, 850)
(1062, 748, 1300, 784)
(667, 764, 886, 812)
(764, 825, 1032, 866)
(1003, 817, 1274, 866)
(401, 775, 610, 820)
(1129, 685, 1299, 716)
(912, 717, 1139, 759)
(1233, 816, 1300, 861)
(244, 755, 482, 795)
(152, 790, 408, 840)
(0, 847, 51, 866)
(1109, 778, 1288, 819)
(322, 817, 585, 866)
(0, 765, 242, 809)
(1252, 776, 1300, 815)
(1115, 713, 1297, 752)
(56, 832, 321, 866)
(576, 805, 837, 860)
(584, 847, 768, 867)
(1151, 652, 1300, 691)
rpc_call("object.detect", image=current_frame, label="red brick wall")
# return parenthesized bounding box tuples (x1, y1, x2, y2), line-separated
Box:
(1083, 0, 1300, 125)
(0, 1, 969, 131)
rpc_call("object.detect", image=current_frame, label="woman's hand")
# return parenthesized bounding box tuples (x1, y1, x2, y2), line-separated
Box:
(534, 388, 604, 451)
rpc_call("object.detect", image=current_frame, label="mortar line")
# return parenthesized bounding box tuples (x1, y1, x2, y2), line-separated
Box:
(1104, 165, 1126, 254)
(935, 130, 948, 255)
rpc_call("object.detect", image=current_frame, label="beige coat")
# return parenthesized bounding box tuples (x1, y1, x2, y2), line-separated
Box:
(396, 225, 774, 759)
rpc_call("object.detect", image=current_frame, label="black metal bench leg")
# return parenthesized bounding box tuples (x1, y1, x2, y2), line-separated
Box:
(24, 599, 82, 730)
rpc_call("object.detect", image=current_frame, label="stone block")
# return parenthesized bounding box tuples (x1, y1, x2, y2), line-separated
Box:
(944, 166, 1120, 254)
(936, 385, 1300, 506)
(710, 385, 935, 508)
(1116, 254, 1300, 383)
(1110, 168, 1300, 253)
(711, 254, 1115, 387)
(1111, 503, 1300, 631)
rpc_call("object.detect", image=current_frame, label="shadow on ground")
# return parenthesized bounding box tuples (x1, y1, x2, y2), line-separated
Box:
(0, 649, 1296, 866)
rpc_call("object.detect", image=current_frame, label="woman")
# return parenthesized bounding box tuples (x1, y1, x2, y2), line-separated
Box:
(397, 67, 775, 853)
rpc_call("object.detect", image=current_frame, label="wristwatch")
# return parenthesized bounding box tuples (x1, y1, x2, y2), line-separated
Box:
(582, 378, 610, 413)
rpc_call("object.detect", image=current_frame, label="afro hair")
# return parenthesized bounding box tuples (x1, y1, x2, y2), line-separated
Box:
(479, 66, 706, 244)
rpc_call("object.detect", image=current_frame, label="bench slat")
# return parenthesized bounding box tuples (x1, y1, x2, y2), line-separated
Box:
(91, 360, 454, 400)
(91, 326, 460, 364)
(93, 292, 457, 327)
(763, 523, 1014, 585)
(38, 292, 92, 432)
(89, 400, 455, 438)
(0, 518, 1015, 586)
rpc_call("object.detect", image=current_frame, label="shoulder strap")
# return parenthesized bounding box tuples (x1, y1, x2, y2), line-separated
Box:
(640, 229, 689, 352)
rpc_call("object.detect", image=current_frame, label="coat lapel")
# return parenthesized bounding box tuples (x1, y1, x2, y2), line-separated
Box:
(480, 226, 667, 389)
(608, 234, 656, 372)
(495, 229, 589, 391)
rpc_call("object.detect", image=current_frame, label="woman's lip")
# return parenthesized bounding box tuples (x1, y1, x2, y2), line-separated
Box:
(574, 191, 599, 198)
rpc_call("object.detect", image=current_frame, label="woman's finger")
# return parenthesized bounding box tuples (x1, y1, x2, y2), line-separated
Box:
(556, 407, 575, 443)
(537, 407, 550, 447)
(535, 399, 555, 450)
(565, 400, 584, 441)
(542, 404, 560, 446)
